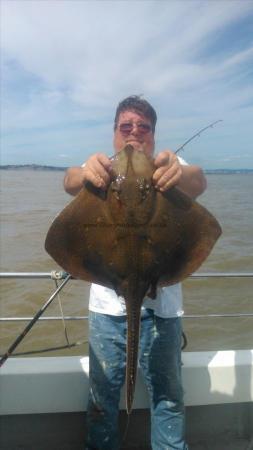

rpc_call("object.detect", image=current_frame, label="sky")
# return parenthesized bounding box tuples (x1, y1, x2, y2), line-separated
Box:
(1, 0, 253, 169)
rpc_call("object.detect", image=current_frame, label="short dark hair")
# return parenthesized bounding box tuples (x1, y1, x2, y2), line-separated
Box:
(114, 95, 157, 132)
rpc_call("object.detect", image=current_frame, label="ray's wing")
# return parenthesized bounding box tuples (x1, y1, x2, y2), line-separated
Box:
(45, 183, 119, 287)
(147, 187, 222, 286)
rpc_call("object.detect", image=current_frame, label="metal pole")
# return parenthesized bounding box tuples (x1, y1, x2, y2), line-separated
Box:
(0, 316, 88, 322)
(0, 271, 68, 279)
(183, 312, 253, 318)
(190, 272, 253, 278)
(0, 271, 252, 279)
(0, 274, 71, 368)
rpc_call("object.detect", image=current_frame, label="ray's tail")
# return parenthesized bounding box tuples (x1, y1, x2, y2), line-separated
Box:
(125, 302, 142, 414)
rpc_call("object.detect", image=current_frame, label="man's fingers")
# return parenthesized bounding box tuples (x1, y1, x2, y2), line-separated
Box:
(96, 153, 113, 172)
(154, 166, 179, 191)
(86, 171, 106, 189)
(157, 171, 182, 192)
(153, 151, 182, 191)
(152, 165, 167, 185)
(84, 153, 112, 189)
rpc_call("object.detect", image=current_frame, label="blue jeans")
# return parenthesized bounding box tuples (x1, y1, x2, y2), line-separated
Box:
(85, 309, 188, 450)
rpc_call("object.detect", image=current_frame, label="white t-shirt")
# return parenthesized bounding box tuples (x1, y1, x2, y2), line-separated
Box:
(89, 283, 184, 318)
(88, 155, 188, 318)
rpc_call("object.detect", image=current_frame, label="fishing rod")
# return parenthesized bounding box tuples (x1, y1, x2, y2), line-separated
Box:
(0, 273, 71, 368)
(175, 120, 222, 154)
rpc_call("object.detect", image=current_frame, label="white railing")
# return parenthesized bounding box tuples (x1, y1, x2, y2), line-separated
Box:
(1, 271, 253, 321)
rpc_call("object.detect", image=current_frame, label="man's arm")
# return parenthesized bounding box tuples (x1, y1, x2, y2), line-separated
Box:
(64, 166, 87, 196)
(176, 164, 207, 199)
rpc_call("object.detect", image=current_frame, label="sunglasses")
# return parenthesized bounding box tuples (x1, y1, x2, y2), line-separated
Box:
(118, 122, 152, 134)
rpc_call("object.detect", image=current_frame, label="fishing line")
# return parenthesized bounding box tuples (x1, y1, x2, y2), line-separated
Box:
(54, 278, 71, 347)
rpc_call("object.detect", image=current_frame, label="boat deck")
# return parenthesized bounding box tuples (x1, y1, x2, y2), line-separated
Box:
(122, 444, 252, 450)
(188, 440, 251, 450)
(112, 444, 247, 450)
(1, 405, 252, 450)
(0, 442, 251, 450)
(1, 353, 252, 449)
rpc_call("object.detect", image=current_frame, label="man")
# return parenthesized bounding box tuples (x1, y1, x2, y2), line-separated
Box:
(64, 96, 206, 450)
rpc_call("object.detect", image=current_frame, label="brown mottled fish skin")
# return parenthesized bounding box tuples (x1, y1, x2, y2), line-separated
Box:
(45, 144, 222, 414)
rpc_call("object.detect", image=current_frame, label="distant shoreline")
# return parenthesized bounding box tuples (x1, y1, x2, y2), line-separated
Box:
(0, 164, 253, 174)
(205, 169, 253, 174)
(0, 164, 67, 171)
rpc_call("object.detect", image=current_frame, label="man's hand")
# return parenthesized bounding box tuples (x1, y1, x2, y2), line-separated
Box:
(153, 150, 182, 192)
(83, 153, 112, 189)
(153, 149, 207, 198)
(64, 153, 112, 196)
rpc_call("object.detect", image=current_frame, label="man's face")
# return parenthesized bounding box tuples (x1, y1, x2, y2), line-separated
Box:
(113, 110, 155, 157)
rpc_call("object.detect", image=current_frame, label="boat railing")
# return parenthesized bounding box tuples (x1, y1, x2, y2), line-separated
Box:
(0, 271, 253, 321)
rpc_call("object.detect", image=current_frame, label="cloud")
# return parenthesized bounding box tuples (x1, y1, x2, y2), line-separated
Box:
(2, 1, 253, 100)
(1, 0, 253, 167)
